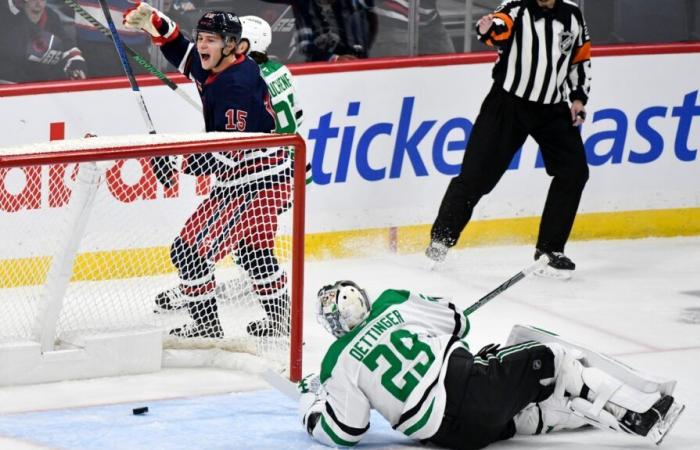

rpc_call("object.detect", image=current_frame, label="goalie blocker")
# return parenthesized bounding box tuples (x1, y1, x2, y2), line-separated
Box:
(508, 325, 685, 445)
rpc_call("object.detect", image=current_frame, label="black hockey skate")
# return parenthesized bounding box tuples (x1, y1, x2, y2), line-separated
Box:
(246, 318, 289, 337)
(170, 320, 224, 338)
(154, 287, 186, 312)
(155, 281, 239, 313)
(620, 395, 685, 444)
(170, 298, 224, 339)
(248, 294, 290, 337)
(534, 249, 575, 279)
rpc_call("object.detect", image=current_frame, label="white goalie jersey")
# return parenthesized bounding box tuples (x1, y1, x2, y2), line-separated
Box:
(311, 289, 470, 446)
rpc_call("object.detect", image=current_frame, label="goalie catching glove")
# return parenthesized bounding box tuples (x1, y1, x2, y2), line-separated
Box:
(123, 2, 179, 45)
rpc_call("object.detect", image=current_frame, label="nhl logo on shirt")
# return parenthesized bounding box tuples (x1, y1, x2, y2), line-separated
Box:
(559, 30, 575, 53)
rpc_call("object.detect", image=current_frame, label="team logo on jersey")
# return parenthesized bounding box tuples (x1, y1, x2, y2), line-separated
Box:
(559, 30, 575, 53)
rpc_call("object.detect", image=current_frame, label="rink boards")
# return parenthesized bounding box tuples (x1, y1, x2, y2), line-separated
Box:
(1, 44, 699, 260)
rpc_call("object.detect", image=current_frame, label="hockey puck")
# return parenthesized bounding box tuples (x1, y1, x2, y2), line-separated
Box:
(132, 406, 149, 415)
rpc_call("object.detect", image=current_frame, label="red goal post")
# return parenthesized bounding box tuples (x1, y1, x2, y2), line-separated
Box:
(0, 132, 305, 383)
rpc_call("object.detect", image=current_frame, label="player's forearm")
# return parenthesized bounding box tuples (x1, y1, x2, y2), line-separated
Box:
(160, 34, 194, 76)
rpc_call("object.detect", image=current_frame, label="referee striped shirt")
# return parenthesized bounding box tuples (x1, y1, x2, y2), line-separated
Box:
(477, 0, 592, 105)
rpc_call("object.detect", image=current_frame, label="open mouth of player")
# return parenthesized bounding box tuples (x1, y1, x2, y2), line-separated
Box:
(201, 53, 211, 63)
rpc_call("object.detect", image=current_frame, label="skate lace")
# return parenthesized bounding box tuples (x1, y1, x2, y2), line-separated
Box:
(550, 252, 570, 261)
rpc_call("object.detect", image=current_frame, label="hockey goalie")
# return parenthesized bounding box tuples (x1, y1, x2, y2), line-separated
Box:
(298, 281, 685, 449)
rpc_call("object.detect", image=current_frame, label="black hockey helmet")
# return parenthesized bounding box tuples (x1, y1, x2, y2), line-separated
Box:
(195, 11, 242, 43)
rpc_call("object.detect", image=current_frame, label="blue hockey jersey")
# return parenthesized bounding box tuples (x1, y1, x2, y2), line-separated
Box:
(161, 34, 276, 133)
(157, 34, 283, 181)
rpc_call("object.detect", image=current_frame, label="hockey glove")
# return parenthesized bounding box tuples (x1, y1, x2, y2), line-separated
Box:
(123, 2, 179, 45)
(299, 390, 325, 435)
(61, 48, 86, 80)
(297, 373, 322, 395)
(150, 156, 177, 188)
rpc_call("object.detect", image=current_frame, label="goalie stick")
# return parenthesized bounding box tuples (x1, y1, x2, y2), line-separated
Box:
(464, 255, 550, 315)
(96, 0, 156, 135)
(262, 368, 300, 401)
(63, 0, 201, 113)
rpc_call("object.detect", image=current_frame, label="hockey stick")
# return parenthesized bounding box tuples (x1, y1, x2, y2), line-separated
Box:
(464, 255, 550, 315)
(96, 0, 157, 134)
(262, 368, 300, 401)
(64, 0, 201, 113)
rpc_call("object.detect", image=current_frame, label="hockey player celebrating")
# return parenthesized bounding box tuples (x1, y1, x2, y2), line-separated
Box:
(123, 5, 292, 338)
(298, 281, 684, 449)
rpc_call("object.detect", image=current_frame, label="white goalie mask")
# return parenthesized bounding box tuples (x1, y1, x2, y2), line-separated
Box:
(316, 280, 371, 338)
(239, 15, 272, 54)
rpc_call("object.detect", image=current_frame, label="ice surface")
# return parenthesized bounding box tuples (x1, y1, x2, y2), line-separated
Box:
(0, 237, 698, 449)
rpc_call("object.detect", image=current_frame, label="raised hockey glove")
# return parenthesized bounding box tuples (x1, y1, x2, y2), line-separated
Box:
(123, 2, 180, 45)
(150, 156, 177, 188)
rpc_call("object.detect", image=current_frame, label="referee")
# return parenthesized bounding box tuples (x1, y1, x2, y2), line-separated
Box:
(426, 0, 591, 277)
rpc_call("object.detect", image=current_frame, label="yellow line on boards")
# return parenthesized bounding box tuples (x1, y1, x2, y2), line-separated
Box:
(1, 207, 698, 288)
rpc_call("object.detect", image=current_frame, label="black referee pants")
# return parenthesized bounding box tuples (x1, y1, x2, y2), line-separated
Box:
(431, 86, 589, 253)
(428, 343, 555, 450)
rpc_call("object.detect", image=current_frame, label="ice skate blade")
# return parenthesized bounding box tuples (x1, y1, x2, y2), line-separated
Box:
(648, 400, 685, 445)
(534, 266, 572, 280)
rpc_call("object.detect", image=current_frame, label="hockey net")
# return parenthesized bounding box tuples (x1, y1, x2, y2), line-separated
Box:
(0, 132, 305, 384)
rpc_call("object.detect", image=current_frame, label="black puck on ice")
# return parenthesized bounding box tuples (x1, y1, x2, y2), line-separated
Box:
(132, 406, 149, 415)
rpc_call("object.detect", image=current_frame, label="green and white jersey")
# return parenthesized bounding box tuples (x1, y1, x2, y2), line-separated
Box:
(258, 59, 302, 133)
(311, 289, 470, 447)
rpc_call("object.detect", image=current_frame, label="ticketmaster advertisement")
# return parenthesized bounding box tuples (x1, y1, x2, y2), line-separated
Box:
(0, 49, 698, 257)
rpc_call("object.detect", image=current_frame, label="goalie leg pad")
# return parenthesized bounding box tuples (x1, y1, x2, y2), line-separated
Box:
(581, 366, 661, 414)
(506, 325, 677, 395)
(543, 343, 662, 419)
(542, 343, 585, 398)
(514, 396, 589, 435)
(569, 397, 623, 432)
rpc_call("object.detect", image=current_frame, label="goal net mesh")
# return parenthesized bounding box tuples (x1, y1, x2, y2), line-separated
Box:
(0, 132, 304, 377)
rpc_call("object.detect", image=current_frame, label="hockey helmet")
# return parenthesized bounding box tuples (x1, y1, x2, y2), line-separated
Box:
(240, 16, 272, 54)
(195, 11, 242, 43)
(316, 280, 371, 338)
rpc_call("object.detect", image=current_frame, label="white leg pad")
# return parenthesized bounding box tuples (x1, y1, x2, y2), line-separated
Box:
(542, 343, 584, 398)
(514, 398, 589, 435)
(506, 325, 677, 395)
(582, 367, 661, 414)
(569, 397, 623, 433)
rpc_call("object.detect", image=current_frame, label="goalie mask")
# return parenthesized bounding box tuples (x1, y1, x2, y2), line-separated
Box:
(316, 280, 370, 338)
